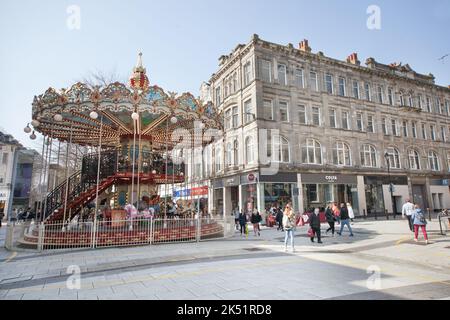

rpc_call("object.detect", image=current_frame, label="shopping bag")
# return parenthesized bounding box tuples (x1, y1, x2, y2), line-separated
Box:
(307, 228, 315, 237)
(297, 216, 305, 227)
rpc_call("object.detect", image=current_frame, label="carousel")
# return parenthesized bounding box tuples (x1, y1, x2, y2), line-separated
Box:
(22, 54, 224, 249)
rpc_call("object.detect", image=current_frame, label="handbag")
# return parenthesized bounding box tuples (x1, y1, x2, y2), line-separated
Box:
(307, 228, 315, 237)
(297, 216, 305, 227)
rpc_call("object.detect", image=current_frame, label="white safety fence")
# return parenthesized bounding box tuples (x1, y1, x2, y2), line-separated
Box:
(7, 214, 233, 251)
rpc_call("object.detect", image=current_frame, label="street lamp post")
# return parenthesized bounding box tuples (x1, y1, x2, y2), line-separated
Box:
(384, 152, 396, 220)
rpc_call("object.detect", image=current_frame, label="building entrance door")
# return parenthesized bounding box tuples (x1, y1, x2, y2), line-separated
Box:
(412, 185, 427, 210)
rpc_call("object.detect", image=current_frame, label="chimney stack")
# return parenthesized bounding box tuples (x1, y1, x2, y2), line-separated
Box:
(347, 53, 360, 65)
(299, 39, 311, 53)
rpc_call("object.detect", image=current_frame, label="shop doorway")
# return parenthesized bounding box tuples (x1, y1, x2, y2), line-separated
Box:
(412, 185, 427, 210)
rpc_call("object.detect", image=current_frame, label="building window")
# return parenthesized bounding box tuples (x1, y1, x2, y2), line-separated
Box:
(338, 77, 346, 96)
(377, 86, 384, 104)
(333, 142, 351, 166)
(409, 94, 414, 108)
(409, 149, 420, 170)
(402, 121, 408, 137)
(356, 113, 364, 131)
(382, 118, 388, 135)
(352, 81, 360, 99)
(367, 115, 375, 133)
(2, 153, 8, 165)
(298, 105, 307, 124)
(385, 147, 401, 169)
(302, 139, 322, 164)
(278, 64, 287, 85)
(244, 61, 252, 86)
(422, 123, 427, 140)
(244, 99, 254, 124)
(245, 137, 254, 164)
(295, 69, 304, 88)
(364, 83, 371, 101)
(417, 94, 423, 109)
(312, 107, 321, 126)
(224, 109, 232, 130)
(309, 71, 318, 91)
(233, 73, 238, 92)
(261, 60, 272, 83)
(430, 125, 436, 141)
(447, 152, 450, 172)
(272, 135, 290, 163)
(329, 109, 337, 128)
(263, 99, 273, 121)
(412, 122, 417, 138)
(215, 87, 221, 106)
(426, 97, 432, 113)
(391, 119, 399, 136)
(325, 73, 333, 94)
(215, 147, 222, 172)
(435, 97, 441, 114)
(233, 140, 239, 166)
(400, 92, 405, 106)
(388, 88, 394, 106)
(341, 111, 349, 130)
(232, 106, 239, 128)
(441, 126, 446, 142)
(428, 151, 440, 171)
(226, 142, 233, 167)
(279, 101, 289, 122)
(361, 144, 378, 167)
(445, 100, 450, 116)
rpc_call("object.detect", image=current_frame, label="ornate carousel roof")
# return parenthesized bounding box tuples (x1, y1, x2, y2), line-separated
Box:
(30, 53, 222, 148)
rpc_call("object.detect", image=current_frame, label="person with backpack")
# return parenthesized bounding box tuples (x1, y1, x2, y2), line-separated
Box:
(411, 204, 429, 244)
(251, 211, 262, 236)
(309, 208, 322, 243)
(282, 203, 296, 252)
(325, 202, 335, 236)
(337, 203, 354, 237)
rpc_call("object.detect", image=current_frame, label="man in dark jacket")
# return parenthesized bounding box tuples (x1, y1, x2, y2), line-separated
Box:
(276, 208, 283, 231)
(238, 211, 247, 236)
(325, 202, 335, 236)
(309, 208, 322, 243)
(337, 203, 354, 237)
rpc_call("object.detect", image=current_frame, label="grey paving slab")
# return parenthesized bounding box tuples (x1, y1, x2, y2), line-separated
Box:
(155, 288, 198, 300)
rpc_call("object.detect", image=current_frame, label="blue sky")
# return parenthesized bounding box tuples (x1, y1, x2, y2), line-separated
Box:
(0, 0, 449, 150)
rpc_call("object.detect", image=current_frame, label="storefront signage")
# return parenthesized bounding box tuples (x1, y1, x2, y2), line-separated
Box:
(224, 176, 240, 187)
(173, 186, 208, 197)
(247, 173, 255, 182)
(301, 174, 357, 184)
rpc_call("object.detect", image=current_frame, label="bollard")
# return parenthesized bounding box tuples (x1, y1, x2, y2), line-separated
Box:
(427, 208, 431, 222)
(385, 209, 389, 220)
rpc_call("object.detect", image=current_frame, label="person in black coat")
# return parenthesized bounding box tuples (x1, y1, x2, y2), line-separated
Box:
(309, 208, 322, 243)
(251, 211, 262, 236)
(337, 203, 354, 236)
(276, 208, 284, 231)
(238, 211, 248, 236)
(325, 202, 335, 236)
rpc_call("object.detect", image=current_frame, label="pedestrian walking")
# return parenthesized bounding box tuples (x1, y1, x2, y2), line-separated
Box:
(401, 199, 415, 232)
(238, 211, 248, 237)
(234, 207, 240, 231)
(251, 211, 262, 236)
(276, 208, 284, 231)
(309, 208, 322, 243)
(282, 203, 295, 252)
(337, 203, 354, 237)
(347, 202, 355, 224)
(325, 202, 335, 236)
(411, 204, 429, 244)
(332, 202, 341, 225)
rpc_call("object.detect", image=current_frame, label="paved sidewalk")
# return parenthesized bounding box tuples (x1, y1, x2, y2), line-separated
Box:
(0, 219, 449, 300)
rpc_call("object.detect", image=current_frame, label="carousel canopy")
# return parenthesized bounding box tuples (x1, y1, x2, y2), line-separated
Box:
(30, 54, 222, 149)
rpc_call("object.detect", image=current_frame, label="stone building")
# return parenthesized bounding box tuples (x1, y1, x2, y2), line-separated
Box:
(194, 34, 450, 218)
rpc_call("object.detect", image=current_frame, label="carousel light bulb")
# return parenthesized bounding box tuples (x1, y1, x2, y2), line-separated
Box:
(170, 116, 178, 124)
(30, 131, 37, 140)
(24, 124, 32, 134)
(53, 114, 63, 122)
(152, 169, 157, 174)
(31, 119, 40, 127)
(89, 111, 99, 119)
(131, 112, 139, 120)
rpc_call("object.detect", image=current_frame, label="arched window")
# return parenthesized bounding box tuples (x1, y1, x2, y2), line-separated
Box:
(332, 142, 351, 166)
(360, 144, 377, 167)
(428, 151, 440, 171)
(233, 140, 239, 166)
(226, 142, 233, 167)
(385, 147, 401, 169)
(302, 139, 322, 164)
(399, 91, 405, 106)
(245, 137, 254, 164)
(273, 135, 290, 163)
(408, 149, 420, 170)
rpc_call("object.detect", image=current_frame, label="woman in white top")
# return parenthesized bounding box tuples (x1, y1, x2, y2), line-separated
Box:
(346, 202, 355, 223)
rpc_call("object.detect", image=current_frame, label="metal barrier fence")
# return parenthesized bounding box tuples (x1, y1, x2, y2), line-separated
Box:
(10, 214, 233, 251)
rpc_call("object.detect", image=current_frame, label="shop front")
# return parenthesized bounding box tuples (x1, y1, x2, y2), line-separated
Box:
(364, 175, 408, 216)
(300, 174, 359, 215)
(259, 173, 298, 214)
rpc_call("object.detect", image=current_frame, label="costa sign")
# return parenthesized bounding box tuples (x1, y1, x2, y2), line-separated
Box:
(325, 176, 338, 183)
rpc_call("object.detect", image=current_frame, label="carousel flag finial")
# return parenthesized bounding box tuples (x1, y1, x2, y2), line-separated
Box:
(129, 52, 149, 92)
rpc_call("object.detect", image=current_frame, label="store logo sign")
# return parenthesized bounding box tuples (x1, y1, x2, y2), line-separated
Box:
(247, 173, 255, 182)
(325, 176, 338, 183)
